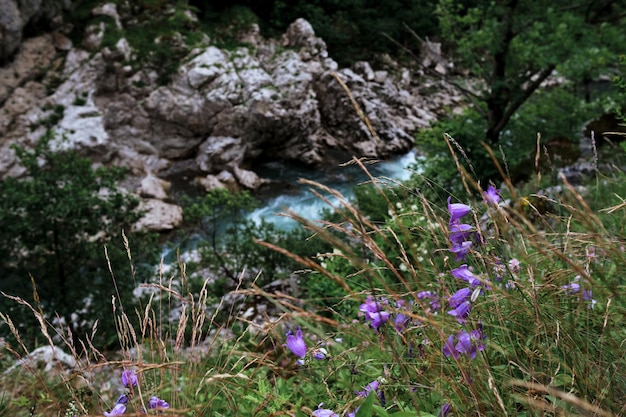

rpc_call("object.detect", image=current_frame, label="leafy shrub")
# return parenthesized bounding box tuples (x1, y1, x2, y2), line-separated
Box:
(0, 131, 158, 349)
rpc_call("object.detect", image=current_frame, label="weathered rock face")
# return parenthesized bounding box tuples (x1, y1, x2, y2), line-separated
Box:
(0, 10, 465, 231)
(0, 0, 72, 62)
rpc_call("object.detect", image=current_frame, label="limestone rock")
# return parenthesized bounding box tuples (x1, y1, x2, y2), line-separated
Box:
(4, 346, 75, 375)
(196, 136, 245, 173)
(138, 174, 171, 200)
(0, 0, 72, 62)
(0, 35, 56, 105)
(0, 0, 21, 61)
(134, 199, 183, 232)
(92, 2, 122, 29)
(0, 15, 467, 229)
(195, 174, 226, 192)
(233, 166, 265, 190)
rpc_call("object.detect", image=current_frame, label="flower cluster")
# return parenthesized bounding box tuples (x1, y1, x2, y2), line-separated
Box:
(103, 369, 170, 416)
(441, 193, 494, 364)
(561, 275, 597, 309)
(359, 296, 391, 331)
(314, 379, 385, 417)
(442, 326, 487, 360)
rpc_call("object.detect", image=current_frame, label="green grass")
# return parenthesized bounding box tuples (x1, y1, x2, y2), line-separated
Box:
(1, 144, 626, 416)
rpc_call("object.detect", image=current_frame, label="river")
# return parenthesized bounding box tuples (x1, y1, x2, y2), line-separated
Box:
(247, 149, 420, 229)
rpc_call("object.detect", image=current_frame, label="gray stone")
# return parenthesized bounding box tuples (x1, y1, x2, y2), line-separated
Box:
(133, 199, 183, 232)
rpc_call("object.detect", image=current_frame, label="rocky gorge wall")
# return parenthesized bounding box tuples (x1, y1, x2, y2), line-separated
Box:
(0, 2, 465, 231)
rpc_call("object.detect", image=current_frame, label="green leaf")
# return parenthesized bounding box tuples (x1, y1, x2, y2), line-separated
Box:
(372, 405, 390, 417)
(355, 392, 376, 417)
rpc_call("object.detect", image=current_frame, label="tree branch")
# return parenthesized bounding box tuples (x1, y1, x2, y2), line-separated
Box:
(495, 64, 556, 135)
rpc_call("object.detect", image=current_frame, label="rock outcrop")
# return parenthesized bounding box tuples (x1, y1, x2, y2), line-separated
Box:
(0, 9, 465, 231)
(0, 0, 72, 62)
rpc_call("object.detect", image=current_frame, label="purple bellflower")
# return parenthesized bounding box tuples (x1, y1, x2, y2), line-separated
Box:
(448, 288, 472, 308)
(121, 369, 138, 388)
(450, 241, 472, 261)
(116, 394, 129, 405)
(451, 265, 481, 287)
(438, 403, 452, 417)
(312, 347, 328, 360)
(149, 396, 170, 411)
(455, 330, 486, 360)
(104, 403, 126, 417)
(443, 326, 486, 360)
(447, 197, 471, 224)
(359, 296, 390, 330)
(394, 312, 409, 333)
(417, 291, 440, 312)
(442, 334, 460, 359)
(483, 185, 501, 205)
(285, 328, 307, 358)
(312, 404, 338, 417)
(449, 221, 474, 245)
(356, 380, 380, 398)
(583, 289, 597, 309)
(447, 301, 471, 324)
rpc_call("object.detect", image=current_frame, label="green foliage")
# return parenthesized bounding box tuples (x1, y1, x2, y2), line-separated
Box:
(180, 188, 329, 299)
(0, 131, 158, 348)
(272, 0, 440, 65)
(427, 0, 626, 186)
(190, 0, 439, 65)
(69, 0, 208, 84)
(414, 108, 490, 198)
(414, 84, 612, 192)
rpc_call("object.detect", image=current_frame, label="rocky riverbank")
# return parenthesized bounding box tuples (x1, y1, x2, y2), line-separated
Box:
(0, 2, 467, 232)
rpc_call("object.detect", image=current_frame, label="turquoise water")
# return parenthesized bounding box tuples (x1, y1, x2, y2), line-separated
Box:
(247, 149, 420, 230)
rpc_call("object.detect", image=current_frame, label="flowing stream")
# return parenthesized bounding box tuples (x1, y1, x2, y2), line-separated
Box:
(162, 149, 420, 261)
(247, 149, 420, 230)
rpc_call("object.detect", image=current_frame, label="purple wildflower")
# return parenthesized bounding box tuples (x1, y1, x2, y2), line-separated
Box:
(116, 394, 129, 405)
(121, 369, 137, 388)
(442, 334, 459, 359)
(394, 312, 409, 332)
(356, 380, 380, 398)
(583, 289, 597, 309)
(149, 396, 170, 410)
(449, 221, 474, 245)
(443, 326, 486, 360)
(438, 403, 452, 417)
(450, 241, 472, 261)
(312, 404, 338, 417)
(104, 403, 126, 417)
(508, 258, 521, 274)
(451, 265, 481, 287)
(483, 185, 501, 205)
(417, 291, 440, 312)
(285, 328, 307, 358)
(455, 331, 473, 357)
(312, 347, 328, 360)
(448, 288, 471, 308)
(448, 197, 471, 224)
(561, 276, 581, 294)
(359, 296, 390, 330)
(447, 301, 471, 324)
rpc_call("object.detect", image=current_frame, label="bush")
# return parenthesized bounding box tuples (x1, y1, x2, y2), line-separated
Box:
(0, 131, 158, 349)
